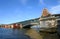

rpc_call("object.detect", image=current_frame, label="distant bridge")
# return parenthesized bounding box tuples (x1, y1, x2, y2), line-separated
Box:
(10, 18, 40, 28)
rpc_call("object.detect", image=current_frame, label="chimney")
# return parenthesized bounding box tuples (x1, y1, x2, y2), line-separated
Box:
(41, 8, 51, 17)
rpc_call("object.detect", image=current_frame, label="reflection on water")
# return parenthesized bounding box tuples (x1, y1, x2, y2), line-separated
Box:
(0, 28, 59, 39)
(0, 28, 31, 39)
(26, 29, 42, 39)
(26, 29, 59, 39)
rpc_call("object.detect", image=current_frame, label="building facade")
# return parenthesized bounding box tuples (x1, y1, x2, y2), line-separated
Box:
(39, 8, 60, 32)
(40, 8, 56, 28)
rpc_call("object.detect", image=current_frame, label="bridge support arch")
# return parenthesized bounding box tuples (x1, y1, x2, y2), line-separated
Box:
(23, 25, 33, 29)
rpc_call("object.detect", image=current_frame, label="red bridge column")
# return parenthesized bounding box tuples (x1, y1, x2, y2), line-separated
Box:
(13, 24, 17, 29)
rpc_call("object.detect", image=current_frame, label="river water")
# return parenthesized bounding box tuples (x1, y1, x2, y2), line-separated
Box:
(0, 28, 59, 39)
(0, 28, 31, 39)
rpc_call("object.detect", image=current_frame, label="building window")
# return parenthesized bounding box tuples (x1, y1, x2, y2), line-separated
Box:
(57, 16, 60, 18)
(52, 16, 55, 17)
(40, 21, 49, 28)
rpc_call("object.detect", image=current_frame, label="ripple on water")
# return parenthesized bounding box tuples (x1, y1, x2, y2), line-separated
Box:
(0, 28, 31, 39)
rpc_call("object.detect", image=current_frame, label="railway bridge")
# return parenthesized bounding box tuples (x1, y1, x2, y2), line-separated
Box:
(8, 18, 40, 29)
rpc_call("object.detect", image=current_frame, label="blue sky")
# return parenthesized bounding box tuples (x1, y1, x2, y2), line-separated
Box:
(0, 0, 60, 24)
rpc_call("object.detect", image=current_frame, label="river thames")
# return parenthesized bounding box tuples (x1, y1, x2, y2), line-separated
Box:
(0, 27, 41, 39)
(0, 28, 59, 39)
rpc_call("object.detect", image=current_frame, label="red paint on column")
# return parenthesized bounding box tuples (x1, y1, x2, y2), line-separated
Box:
(17, 24, 20, 29)
(13, 24, 17, 29)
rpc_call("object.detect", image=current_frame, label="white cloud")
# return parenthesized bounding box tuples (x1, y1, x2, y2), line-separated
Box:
(20, 0, 28, 5)
(50, 5, 60, 14)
